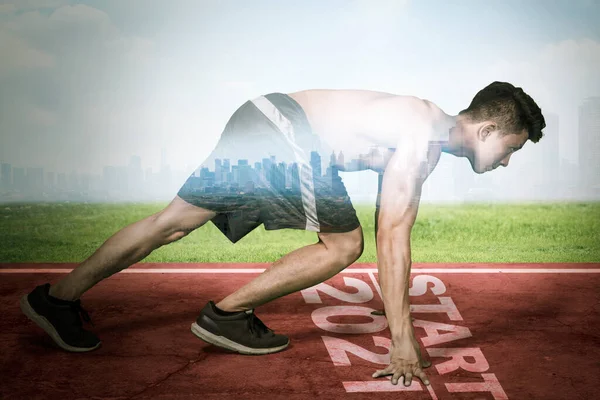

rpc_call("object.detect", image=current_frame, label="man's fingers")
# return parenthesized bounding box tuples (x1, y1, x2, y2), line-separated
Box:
(412, 366, 431, 386)
(421, 359, 432, 368)
(372, 365, 393, 378)
(373, 363, 431, 386)
(404, 372, 413, 387)
(416, 370, 430, 386)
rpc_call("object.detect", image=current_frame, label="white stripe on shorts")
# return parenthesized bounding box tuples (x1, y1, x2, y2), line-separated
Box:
(250, 96, 320, 232)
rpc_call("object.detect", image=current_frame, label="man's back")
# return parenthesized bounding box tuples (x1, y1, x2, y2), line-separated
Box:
(288, 89, 445, 173)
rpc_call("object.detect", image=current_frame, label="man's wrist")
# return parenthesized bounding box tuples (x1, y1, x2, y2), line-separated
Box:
(392, 323, 416, 341)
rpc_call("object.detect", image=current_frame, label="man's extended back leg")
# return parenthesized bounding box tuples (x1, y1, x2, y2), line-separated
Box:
(48, 195, 215, 301)
(20, 195, 215, 352)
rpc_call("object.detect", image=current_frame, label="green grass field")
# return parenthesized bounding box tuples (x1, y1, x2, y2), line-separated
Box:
(1, 202, 599, 263)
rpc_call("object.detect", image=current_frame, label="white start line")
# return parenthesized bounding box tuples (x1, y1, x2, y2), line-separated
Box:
(1, 268, 599, 274)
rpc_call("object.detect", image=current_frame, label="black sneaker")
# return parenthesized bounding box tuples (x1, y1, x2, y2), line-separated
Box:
(191, 301, 289, 355)
(20, 283, 101, 352)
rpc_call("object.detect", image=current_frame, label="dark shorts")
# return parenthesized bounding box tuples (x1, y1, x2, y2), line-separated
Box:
(176, 93, 360, 243)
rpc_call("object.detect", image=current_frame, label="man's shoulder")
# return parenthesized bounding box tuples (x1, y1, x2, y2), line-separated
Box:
(381, 98, 445, 174)
(386, 96, 445, 123)
(389, 97, 449, 144)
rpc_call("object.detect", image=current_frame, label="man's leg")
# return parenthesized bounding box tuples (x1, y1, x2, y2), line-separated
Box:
(48, 196, 217, 301)
(21, 195, 216, 352)
(190, 225, 364, 355)
(216, 225, 364, 312)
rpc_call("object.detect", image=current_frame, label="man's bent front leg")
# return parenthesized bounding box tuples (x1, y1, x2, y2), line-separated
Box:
(216, 225, 364, 312)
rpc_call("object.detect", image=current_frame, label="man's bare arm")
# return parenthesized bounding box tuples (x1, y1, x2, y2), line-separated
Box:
(375, 172, 383, 245)
(372, 106, 440, 386)
(376, 127, 432, 341)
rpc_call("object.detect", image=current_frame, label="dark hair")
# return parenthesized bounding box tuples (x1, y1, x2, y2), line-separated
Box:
(459, 81, 546, 143)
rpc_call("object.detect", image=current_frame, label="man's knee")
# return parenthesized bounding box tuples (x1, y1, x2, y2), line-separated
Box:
(348, 228, 365, 262)
(150, 196, 216, 246)
(149, 215, 196, 246)
(320, 225, 364, 265)
(160, 228, 189, 244)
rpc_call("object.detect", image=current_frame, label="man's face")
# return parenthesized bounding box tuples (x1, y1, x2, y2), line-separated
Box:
(470, 125, 528, 174)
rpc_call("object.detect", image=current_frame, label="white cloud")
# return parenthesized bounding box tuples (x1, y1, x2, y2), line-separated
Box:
(1, 4, 151, 56)
(0, 0, 69, 11)
(104, 35, 154, 63)
(28, 105, 57, 126)
(0, 31, 55, 74)
(0, 3, 16, 13)
(48, 4, 113, 30)
(0, 2, 157, 173)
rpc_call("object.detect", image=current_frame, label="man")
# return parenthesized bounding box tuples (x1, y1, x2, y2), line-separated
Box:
(20, 81, 545, 387)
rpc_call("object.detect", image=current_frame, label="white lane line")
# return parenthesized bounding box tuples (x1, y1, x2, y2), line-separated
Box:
(1, 268, 599, 274)
(0, 268, 268, 274)
(426, 384, 439, 400)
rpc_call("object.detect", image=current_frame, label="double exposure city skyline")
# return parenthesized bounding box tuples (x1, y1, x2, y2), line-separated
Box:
(1, 97, 599, 204)
(180, 149, 365, 197)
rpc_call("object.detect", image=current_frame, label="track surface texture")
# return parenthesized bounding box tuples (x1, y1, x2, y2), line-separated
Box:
(1, 262, 599, 400)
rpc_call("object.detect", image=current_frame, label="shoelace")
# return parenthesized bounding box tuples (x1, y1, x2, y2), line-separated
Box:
(69, 300, 94, 327)
(246, 311, 273, 338)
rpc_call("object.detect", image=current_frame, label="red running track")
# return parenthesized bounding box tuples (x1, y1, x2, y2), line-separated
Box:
(1, 262, 599, 400)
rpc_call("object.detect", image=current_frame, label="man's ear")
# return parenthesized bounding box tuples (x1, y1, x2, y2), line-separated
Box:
(478, 122, 496, 141)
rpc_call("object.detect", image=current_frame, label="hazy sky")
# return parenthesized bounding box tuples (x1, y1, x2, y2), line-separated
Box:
(1, 0, 599, 202)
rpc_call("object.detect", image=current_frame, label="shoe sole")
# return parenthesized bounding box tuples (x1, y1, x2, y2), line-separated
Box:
(190, 322, 289, 355)
(19, 295, 101, 353)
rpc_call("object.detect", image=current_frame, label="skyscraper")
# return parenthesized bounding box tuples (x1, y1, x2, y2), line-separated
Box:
(239, 160, 251, 187)
(337, 151, 344, 168)
(46, 171, 55, 191)
(215, 159, 222, 183)
(269, 164, 277, 189)
(326, 151, 339, 185)
(129, 155, 143, 193)
(1, 163, 12, 190)
(57, 172, 67, 191)
(115, 166, 128, 193)
(262, 157, 273, 188)
(26, 167, 44, 194)
(223, 159, 231, 183)
(200, 167, 210, 188)
(277, 162, 287, 191)
(310, 151, 321, 178)
(253, 162, 262, 185)
(290, 163, 300, 193)
(103, 166, 117, 192)
(232, 165, 239, 185)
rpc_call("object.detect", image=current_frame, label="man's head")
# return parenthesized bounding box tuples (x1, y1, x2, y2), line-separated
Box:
(458, 81, 546, 174)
